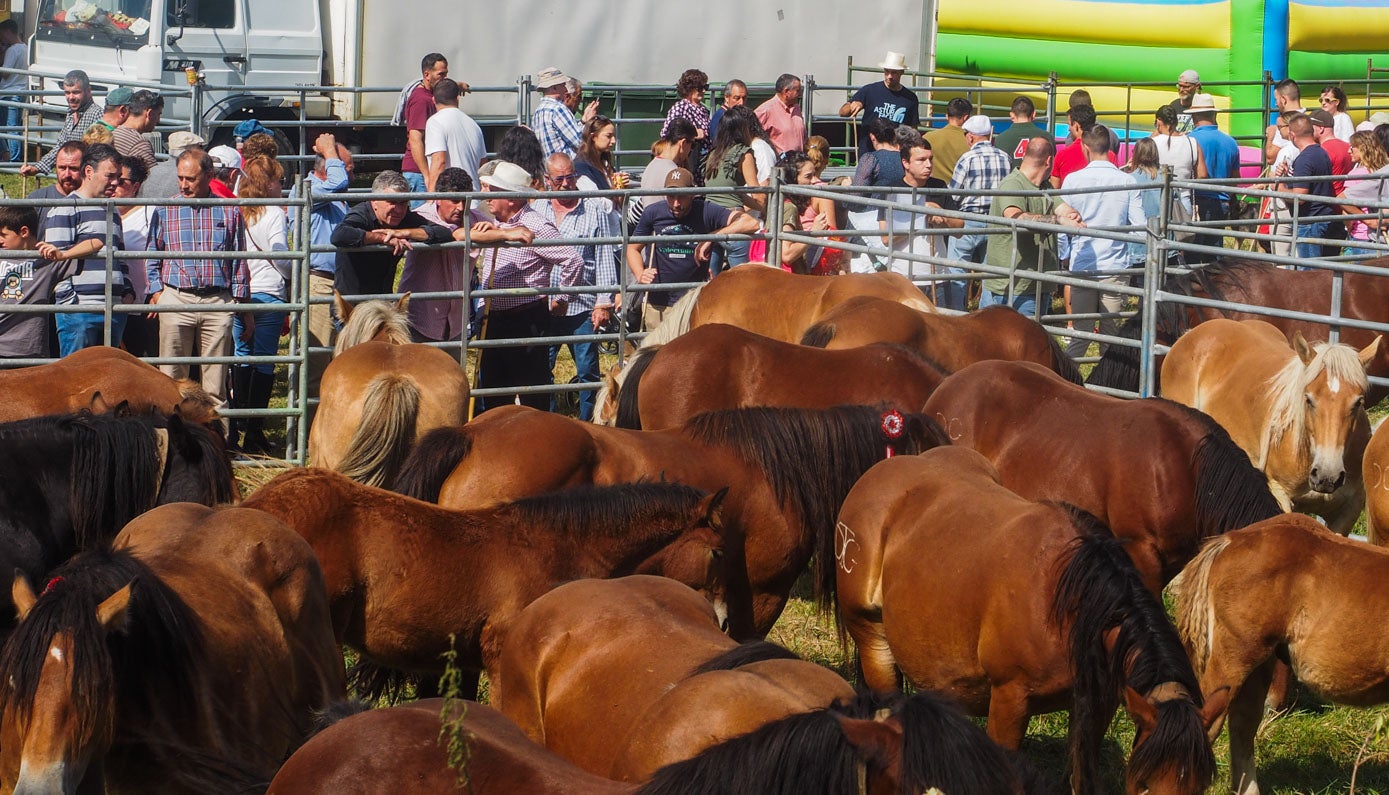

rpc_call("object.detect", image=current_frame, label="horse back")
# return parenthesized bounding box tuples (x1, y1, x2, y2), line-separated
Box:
(0, 348, 185, 423)
(433, 407, 601, 509)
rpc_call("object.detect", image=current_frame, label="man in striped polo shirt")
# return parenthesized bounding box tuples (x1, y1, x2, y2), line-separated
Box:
(38, 143, 131, 354)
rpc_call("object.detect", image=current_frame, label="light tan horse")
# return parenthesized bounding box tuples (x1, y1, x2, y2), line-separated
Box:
(1173, 514, 1389, 795)
(1161, 318, 1380, 533)
(308, 293, 468, 489)
(1364, 419, 1389, 543)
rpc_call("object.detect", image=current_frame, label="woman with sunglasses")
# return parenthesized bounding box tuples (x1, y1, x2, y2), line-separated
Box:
(1321, 85, 1355, 143)
(1341, 130, 1389, 257)
(574, 115, 627, 191)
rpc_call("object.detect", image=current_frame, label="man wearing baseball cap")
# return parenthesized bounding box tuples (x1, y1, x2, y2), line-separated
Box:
(98, 87, 132, 132)
(840, 50, 920, 157)
(139, 129, 205, 198)
(1169, 69, 1201, 134)
(945, 115, 1011, 311)
(531, 66, 595, 158)
(626, 167, 758, 330)
(1310, 109, 1352, 195)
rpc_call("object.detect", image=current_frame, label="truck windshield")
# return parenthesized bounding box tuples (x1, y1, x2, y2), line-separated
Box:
(36, 0, 154, 45)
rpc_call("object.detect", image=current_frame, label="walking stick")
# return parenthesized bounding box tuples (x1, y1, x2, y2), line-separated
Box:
(466, 246, 499, 421)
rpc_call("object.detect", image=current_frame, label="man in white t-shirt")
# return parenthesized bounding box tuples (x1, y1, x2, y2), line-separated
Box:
(425, 77, 485, 191)
(1266, 79, 1307, 162)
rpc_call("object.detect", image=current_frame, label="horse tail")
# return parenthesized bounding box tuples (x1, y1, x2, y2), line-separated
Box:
(614, 346, 660, 430)
(346, 658, 426, 706)
(1170, 536, 1232, 676)
(306, 699, 372, 741)
(1083, 317, 1145, 393)
(692, 641, 800, 675)
(333, 374, 420, 490)
(1191, 423, 1283, 539)
(799, 321, 836, 348)
(1050, 506, 1204, 794)
(1046, 331, 1085, 385)
(393, 426, 473, 503)
(174, 378, 224, 432)
(638, 283, 704, 350)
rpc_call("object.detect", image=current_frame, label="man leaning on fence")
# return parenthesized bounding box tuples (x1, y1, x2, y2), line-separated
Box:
(145, 148, 252, 406)
(21, 70, 102, 177)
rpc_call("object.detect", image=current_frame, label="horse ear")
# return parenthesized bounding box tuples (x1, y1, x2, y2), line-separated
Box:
(333, 290, 352, 323)
(834, 713, 900, 761)
(396, 292, 412, 313)
(96, 584, 133, 632)
(11, 573, 36, 622)
(89, 391, 111, 414)
(1293, 331, 1315, 365)
(1360, 335, 1383, 368)
(1122, 685, 1158, 739)
(113, 400, 133, 418)
(700, 486, 730, 529)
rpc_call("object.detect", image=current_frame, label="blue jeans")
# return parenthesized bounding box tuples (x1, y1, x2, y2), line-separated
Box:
(548, 312, 599, 421)
(1294, 220, 1332, 266)
(233, 293, 286, 375)
(1347, 245, 1381, 258)
(402, 170, 427, 208)
(1, 95, 20, 162)
(942, 218, 987, 311)
(56, 311, 126, 356)
(979, 286, 1046, 319)
(711, 239, 751, 274)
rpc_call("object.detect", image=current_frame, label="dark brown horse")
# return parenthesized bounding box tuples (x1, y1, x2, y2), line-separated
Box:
(393, 404, 950, 638)
(492, 575, 1029, 793)
(603, 323, 946, 429)
(1088, 257, 1389, 402)
(0, 346, 222, 428)
(241, 468, 729, 699)
(799, 295, 1084, 384)
(923, 361, 1282, 589)
(0, 503, 344, 793)
(836, 448, 1214, 794)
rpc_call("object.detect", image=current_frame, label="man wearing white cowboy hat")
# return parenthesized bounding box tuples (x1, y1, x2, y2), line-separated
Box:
(1186, 93, 1240, 262)
(474, 160, 584, 413)
(840, 50, 920, 157)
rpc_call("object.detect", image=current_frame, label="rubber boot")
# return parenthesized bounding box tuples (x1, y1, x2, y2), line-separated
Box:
(242, 368, 277, 455)
(228, 365, 253, 451)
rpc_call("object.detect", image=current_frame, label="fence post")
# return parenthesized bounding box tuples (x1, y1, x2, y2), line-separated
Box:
(517, 75, 531, 127)
(802, 73, 814, 141)
(103, 201, 116, 347)
(768, 174, 784, 269)
(293, 177, 312, 464)
(1045, 72, 1058, 136)
(1139, 170, 1174, 398)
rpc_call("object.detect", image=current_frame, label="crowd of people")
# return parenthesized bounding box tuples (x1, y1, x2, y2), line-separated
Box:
(2, 54, 1388, 446)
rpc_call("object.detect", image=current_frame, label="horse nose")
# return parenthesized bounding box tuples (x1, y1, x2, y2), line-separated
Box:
(1308, 466, 1345, 494)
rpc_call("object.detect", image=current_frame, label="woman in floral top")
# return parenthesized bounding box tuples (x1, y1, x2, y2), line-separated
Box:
(662, 68, 711, 184)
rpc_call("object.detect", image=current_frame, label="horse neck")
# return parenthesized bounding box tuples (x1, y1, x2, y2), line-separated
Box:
(530, 506, 699, 576)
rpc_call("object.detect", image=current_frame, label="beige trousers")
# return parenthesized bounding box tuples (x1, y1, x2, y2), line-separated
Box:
(157, 286, 235, 404)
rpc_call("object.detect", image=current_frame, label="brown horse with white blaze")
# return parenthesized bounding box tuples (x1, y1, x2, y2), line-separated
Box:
(605, 323, 946, 429)
(308, 293, 468, 488)
(1162, 318, 1379, 533)
(835, 448, 1214, 794)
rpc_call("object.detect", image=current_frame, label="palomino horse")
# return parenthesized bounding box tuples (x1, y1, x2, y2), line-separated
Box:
(492, 576, 1029, 793)
(602, 323, 946, 429)
(835, 448, 1214, 795)
(1173, 514, 1389, 795)
(271, 691, 1024, 795)
(800, 295, 1084, 385)
(0, 346, 221, 427)
(308, 293, 468, 488)
(0, 503, 344, 793)
(1162, 318, 1379, 533)
(0, 409, 235, 635)
(924, 361, 1282, 589)
(1364, 419, 1389, 543)
(1087, 257, 1389, 401)
(393, 404, 949, 638)
(241, 468, 729, 700)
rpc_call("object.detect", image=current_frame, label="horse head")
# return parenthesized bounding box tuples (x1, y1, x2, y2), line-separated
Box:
(156, 413, 237, 507)
(634, 487, 732, 631)
(1121, 683, 1215, 795)
(1293, 332, 1379, 494)
(333, 292, 413, 355)
(0, 574, 130, 795)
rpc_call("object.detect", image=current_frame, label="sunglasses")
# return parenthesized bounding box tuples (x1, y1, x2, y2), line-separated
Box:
(117, 177, 140, 186)
(547, 174, 579, 184)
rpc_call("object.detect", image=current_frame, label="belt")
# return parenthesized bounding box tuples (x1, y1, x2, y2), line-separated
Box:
(175, 285, 227, 297)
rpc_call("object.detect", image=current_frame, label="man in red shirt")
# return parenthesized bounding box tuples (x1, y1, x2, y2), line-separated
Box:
(1310, 109, 1351, 194)
(1050, 105, 1115, 188)
(402, 53, 450, 197)
(754, 74, 806, 154)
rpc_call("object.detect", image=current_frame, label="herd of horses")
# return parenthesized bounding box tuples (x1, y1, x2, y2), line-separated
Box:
(4, 260, 1389, 793)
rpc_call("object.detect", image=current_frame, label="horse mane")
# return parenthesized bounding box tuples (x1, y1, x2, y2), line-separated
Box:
(61, 413, 164, 551)
(1084, 318, 1146, 392)
(1049, 505, 1213, 795)
(501, 481, 709, 541)
(162, 414, 237, 506)
(614, 346, 661, 430)
(1045, 331, 1086, 385)
(334, 299, 411, 354)
(681, 405, 949, 612)
(1262, 342, 1370, 467)
(890, 689, 1031, 795)
(0, 548, 205, 762)
(691, 641, 799, 675)
(173, 379, 224, 433)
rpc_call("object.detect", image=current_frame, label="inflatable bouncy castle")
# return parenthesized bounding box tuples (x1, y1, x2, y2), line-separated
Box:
(934, 0, 1389, 140)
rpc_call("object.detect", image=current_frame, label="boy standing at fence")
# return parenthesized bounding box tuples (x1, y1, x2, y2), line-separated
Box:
(0, 206, 77, 360)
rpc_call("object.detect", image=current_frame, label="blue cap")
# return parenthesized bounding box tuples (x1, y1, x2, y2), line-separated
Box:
(232, 118, 270, 140)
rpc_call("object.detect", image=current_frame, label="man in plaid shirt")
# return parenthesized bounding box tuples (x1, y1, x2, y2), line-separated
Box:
(475, 161, 583, 413)
(21, 70, 104, 176)
(146, 148, 252, 405)
(944, 114, 1011, 311)
(531, 67, 595, 159)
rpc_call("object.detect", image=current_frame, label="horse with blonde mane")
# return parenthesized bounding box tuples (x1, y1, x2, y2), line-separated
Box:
(1162, 319, 1380, 533)
(308, 292, 468, 489)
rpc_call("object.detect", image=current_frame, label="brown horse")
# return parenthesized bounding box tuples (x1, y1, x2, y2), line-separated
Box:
(393, 404, 949, 638)
(835, 448, 1214, 794)
(0, 503, 344, 793)
(241, 467, 729, 699)
(1173, 514, 1389, 795)
(308, 293, 468, 488)
(1088, 257, 1389, 401)
(1365, 419, 1389, 543)
(1162, 318, 1379, 533)
(923, 361, 1282, 589)
(0, 346, 221, 427)
(800, 295, 1084, 385)
(492, 575, 1030, 793)
(602, 323, 947, 429)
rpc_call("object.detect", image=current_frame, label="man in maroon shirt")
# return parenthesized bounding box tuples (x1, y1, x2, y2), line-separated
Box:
(402, 53, 450, 198)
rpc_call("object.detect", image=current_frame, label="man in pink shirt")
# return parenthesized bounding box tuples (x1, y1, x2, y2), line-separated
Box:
(754, 74, 806, 154)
